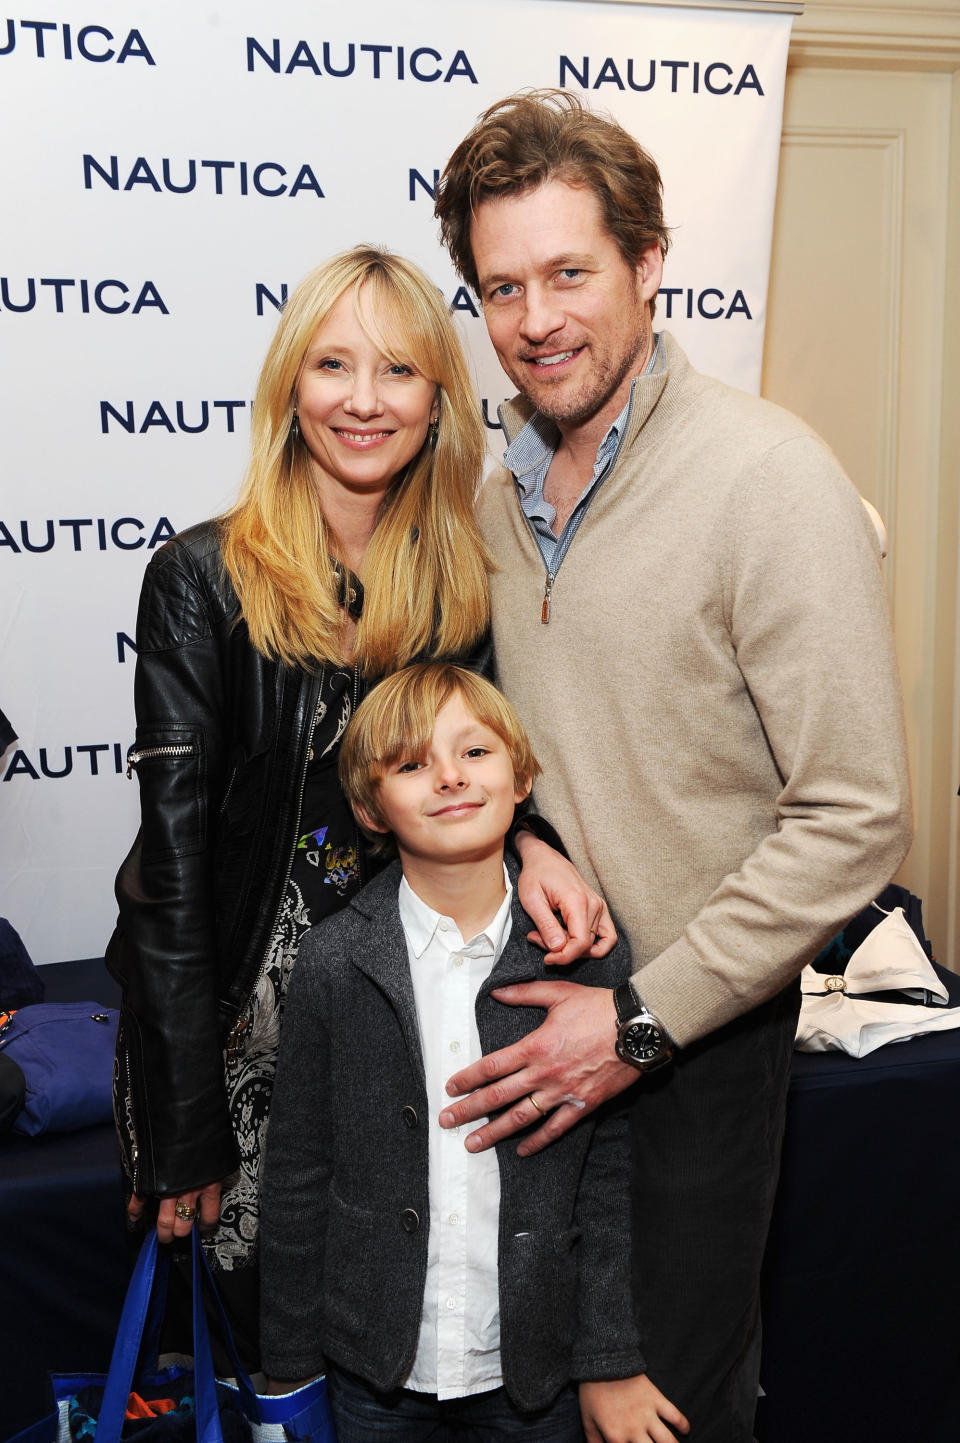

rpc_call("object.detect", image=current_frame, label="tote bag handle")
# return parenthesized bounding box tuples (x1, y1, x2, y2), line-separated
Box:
(95, 1229, 259, 1443)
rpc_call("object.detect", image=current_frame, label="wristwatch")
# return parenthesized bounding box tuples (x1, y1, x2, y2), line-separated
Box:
(614, 981, 674, 1073)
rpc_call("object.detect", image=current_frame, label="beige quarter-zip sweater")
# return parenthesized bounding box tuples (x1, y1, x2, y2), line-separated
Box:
(480, 332, 913, 1048)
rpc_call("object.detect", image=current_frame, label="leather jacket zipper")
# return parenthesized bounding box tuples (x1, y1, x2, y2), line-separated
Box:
(118, 1035, 141, 1188)
(126, 743, 197, 779)
(218, 763, 238, 818)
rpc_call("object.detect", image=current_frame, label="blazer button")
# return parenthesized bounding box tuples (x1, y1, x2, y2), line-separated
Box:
(401, 1105, 419, 1129)
(400, 1208, 420, 1233)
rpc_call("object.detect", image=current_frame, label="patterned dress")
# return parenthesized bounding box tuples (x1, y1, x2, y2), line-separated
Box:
(213, 662, 367, 1273)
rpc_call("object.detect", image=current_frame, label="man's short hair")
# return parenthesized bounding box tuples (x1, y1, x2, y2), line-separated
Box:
(339, 663, 541, 848)
(435, 89, 670, 305)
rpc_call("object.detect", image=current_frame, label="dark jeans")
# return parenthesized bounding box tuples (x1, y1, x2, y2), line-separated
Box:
(630, 981, 800, 1443)
(327, 1368, 585, 1442)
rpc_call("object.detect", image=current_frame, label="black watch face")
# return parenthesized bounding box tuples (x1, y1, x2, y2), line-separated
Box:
(622, 1021, 664, 1063)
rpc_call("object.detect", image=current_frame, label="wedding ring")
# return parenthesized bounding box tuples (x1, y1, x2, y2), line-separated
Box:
(175, 1202, 199, 1221)
(528, 1093, 546, 1117)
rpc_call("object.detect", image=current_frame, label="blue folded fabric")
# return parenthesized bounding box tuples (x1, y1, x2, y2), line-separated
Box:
(0, 1001, 118, 1134)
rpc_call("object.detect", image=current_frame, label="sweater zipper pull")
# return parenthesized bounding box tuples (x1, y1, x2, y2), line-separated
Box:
(541, 573, 555, 624)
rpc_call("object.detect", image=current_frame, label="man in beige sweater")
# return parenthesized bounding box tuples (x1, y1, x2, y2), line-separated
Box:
(434, 91, 913, 1440)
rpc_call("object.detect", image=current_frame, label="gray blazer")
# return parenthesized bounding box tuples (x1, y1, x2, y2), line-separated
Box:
(260, 857, 645, 1412)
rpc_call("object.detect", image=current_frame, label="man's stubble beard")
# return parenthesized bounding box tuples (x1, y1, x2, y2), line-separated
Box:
(512, 310, 651, 431)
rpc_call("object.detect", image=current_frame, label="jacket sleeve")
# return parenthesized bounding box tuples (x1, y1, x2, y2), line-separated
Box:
(259, 929, 334, 1380)
(569, 1097, 646, 1383)
(108, 537, 237, 1196)
(571, 943, 645, 1382)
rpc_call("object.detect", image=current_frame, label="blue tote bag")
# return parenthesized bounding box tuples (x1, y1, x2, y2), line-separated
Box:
(0, 1002, 117, 1135)
(11, 1230, 335, 1443)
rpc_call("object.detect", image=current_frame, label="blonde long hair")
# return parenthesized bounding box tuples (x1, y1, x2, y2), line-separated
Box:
(220, 247, 490, 673)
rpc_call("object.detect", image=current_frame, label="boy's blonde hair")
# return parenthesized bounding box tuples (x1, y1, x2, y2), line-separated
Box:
(340, 663, 541, 845)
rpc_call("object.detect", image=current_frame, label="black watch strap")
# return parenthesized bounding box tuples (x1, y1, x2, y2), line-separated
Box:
(614, 980, 642, 1025)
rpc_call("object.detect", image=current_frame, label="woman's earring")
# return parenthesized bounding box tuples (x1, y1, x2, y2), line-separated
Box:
(290, 410, 301, 446)
(428, 419, 439, 452)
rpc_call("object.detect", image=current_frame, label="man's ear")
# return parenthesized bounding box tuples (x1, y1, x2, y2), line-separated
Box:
(636, 243, 664, 305)
(355, 801, 389, 835)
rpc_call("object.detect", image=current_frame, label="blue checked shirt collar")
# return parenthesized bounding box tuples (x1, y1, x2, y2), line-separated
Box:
(503, 334, 664, 571)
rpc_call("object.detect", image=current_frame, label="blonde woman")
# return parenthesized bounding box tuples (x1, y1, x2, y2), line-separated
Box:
(106, 246, 612, 1366)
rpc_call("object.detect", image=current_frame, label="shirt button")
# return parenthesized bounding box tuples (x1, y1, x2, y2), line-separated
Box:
(438, 920, 451, 932)
(445, 1296, 457, 1310)
(401, 1105, 419, 1129)
(448, 1212, 460, 1225)
(449, 1040, 461, 1054)
(452, 955, 464, 968)
(400, 1208, 420, 1233)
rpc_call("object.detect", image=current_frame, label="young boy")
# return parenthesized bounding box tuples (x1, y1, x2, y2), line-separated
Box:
(260, 663, 688, 1442)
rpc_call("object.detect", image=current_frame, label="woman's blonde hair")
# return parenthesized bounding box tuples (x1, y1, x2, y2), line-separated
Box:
(340, 663, 540, 847)
(219, 246, 490, 673)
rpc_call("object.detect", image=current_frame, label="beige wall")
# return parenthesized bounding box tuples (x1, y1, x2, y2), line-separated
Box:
(762, 0, 960, 965)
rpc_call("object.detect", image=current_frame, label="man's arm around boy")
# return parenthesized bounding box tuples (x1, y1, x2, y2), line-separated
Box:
(260, 858, 688, 1440)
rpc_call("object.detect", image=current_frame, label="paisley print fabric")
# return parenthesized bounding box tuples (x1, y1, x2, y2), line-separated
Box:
(208, 664, 364, 1270)
(211, 881, 311, 1269)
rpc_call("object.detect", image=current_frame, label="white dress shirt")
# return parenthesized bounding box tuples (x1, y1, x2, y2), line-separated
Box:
(398, 869, 513, 1399)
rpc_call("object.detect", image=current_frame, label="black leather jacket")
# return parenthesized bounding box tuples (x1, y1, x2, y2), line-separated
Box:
(107, 521, 493, 1196)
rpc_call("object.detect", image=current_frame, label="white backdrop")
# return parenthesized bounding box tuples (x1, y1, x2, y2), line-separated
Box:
(0, 0, 793, 965)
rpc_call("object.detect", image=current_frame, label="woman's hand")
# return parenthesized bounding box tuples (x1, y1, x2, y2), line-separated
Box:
(514, 830, 617, 964)
(127, 1181, 223, 1241)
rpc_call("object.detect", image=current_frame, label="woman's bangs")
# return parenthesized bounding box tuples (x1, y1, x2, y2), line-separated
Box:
(355, 272, 439, 382)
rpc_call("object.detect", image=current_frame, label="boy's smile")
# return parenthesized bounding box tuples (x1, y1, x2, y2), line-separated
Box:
(359, 692, 528, 870)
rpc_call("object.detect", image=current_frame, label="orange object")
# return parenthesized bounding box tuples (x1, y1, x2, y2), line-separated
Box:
(125, 1392, 179, 1419)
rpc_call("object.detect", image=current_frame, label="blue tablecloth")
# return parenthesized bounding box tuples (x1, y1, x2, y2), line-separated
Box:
(757, 965, 960, 1442)
(3, 958, 959, 1442)
(0, 960, 127, 1442)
